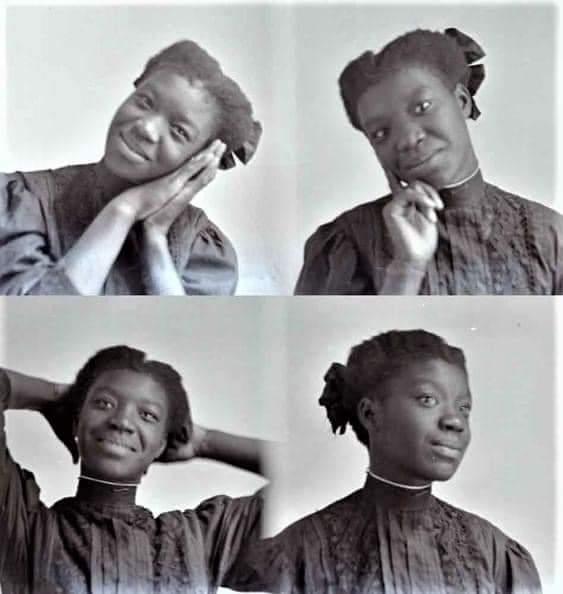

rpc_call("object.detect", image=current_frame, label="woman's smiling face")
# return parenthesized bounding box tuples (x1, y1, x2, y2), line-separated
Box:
(76, 368, 170, 483)
(103, 69, 220, 183)
(361, 358, 472, 486)
(356, 66, 478, 189)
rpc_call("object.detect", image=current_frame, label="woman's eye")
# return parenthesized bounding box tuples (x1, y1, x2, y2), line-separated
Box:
(171, 124, 190, 142)
(371, 128, 387, 143)
(415, 100, 432, 114)
(459, 403, 472, 416)
(94, 398, 113, 409)
(135, 94, 153, 109)
(417, 393, 438, 407)
(140, 410, 159, 423)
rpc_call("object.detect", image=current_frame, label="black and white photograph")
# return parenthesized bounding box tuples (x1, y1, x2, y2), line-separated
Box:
(291, 4, 562, 295)
(0, 0, 562, 593)
(0, 4, 295, 295)
(0, 298, 280, 593)
(252, 298, 558, 593)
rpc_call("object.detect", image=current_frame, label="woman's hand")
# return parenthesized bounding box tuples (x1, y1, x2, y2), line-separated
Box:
(113, 140, 224, 225)
(382, 169, 443, 267)
(142, 140, 226, 237)
(158, 423, 208, 463)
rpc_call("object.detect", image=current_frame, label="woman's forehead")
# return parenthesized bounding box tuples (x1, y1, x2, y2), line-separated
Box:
(357, 65, 451, 122)
(88, 368, 169, 407)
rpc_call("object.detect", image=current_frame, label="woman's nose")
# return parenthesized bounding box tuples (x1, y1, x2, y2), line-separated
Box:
(395, 120, 425, 152)
(438, 409, 465, 432)
(135, 115, 160, 143)
(108, 407, 135, 433)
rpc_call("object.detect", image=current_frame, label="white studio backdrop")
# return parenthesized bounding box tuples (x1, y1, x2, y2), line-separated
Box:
(270, 297, 556, 590)
(2, 4, 297, 295)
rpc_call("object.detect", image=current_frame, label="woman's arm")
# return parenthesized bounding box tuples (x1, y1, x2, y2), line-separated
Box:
(161, 424, 267, 477)
(4, 369, 61, 411)
(60, 152, 216, 295)
(141, 141, 224, 295)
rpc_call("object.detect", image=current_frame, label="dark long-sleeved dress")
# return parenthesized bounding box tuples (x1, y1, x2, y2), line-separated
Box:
(233, 476, 541, 594)
(0, 373, 262, 594)
(295, 171, 563, 295)
(0, 164, 238, 295)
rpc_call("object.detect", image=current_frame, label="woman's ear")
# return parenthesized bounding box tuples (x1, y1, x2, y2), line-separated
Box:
(357, 397, 379, 433)
(454, 83, 473, 118)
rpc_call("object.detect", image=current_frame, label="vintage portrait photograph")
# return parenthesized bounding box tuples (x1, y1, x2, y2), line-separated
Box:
(0, 298, 283, 593)
(290, 4, 561, 295)
(0, 4, 296, 295)
(251, 298, 558, 593)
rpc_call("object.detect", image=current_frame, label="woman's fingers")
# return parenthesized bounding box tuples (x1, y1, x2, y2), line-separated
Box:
(168, 140, 226, 193)
(383, 168, 403, 194)
(388, 180, 443, 224)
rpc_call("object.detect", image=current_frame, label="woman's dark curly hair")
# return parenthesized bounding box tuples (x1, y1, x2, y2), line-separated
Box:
(135, 40, 261, 169)
(66, 346, 192, 458)
(319, 330, 467, 447)
(339, 28, 485, 131)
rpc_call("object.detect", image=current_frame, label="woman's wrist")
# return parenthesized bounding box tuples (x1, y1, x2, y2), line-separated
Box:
(380, 259, 427, 295)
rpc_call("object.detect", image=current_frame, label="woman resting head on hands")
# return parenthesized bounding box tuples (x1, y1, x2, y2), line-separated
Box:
(238, 330, 541, 593)
(295, 28, 563, 295)
(0, 40, 261, 295)
(0, 346, 265, 593)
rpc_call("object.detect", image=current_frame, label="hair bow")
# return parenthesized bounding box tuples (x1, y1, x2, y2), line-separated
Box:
(445, 27, 486, 119)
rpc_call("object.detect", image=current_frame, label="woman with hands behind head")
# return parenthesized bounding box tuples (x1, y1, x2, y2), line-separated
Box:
(0, 40, 261, 295)
(0, 346, 266, 593)
(295, 28, 563, 295)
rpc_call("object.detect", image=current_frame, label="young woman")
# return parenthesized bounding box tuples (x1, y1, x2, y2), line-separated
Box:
(295, 28, 563, 295)
(0, 40, 261, 295)
(237, 330, 541, 593)
(0, 346, 265, 593)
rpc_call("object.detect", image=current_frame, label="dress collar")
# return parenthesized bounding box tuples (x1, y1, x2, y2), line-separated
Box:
(362, 473, 433, 511)
(75, 476, 138, 509)
(439, 168, 485, 209)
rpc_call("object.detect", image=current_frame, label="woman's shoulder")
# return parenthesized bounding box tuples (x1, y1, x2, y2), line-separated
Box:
(1, 164, 92, 203)
(307, 196, 390, 240)
(433, 496, 523, 548)
(485, 181, 563, 227)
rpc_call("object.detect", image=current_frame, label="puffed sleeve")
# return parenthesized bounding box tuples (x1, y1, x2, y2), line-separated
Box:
(494, 536, 542, 594)
(225, 517, 311, 594)
(182, 221, 238, 295)
(191, 490, 263, 588)
(295, 222, 370, 295)
(0, 172, 79, 295)
(0, 370, 47, 590)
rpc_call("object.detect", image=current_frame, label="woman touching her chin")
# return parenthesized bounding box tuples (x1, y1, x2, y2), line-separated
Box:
(0, 40, 261, 295)
(295, 28, 563, 295)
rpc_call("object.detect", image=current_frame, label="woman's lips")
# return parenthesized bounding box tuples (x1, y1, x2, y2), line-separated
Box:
(96, 436, 136, 453)
(400, 150, 440, 173)
(119, 133, 148, 161)
(431, 441, 463, 460)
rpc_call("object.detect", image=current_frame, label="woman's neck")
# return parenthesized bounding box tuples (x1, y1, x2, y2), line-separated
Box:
(366, 468, 432, 491)
(75, 474, 138, 508)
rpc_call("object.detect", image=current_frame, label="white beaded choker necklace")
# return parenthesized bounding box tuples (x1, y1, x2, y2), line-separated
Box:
(366, 468, 431, 491)
(79, 474, 139, 488)
(441, 165, 480, 190)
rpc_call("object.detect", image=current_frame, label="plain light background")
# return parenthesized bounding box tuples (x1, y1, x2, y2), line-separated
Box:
(269, 297, 556, 589)
(290, 4, 557, 288)
(2, 4, 297, 295)
(0, 298, 285, 594)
